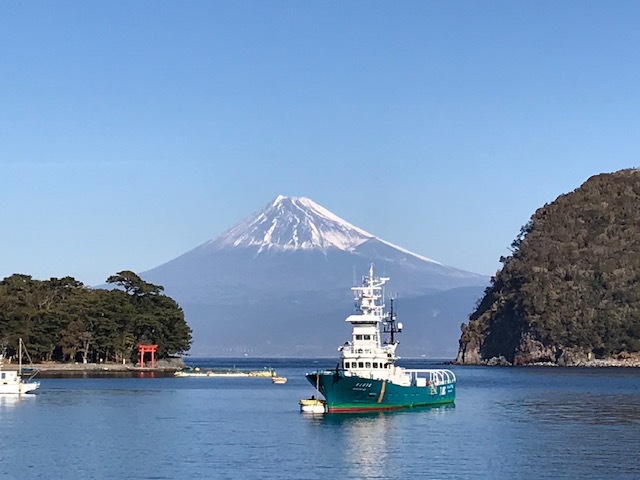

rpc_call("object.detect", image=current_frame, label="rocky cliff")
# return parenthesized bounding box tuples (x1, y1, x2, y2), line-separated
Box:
(456, 169, 640, 366)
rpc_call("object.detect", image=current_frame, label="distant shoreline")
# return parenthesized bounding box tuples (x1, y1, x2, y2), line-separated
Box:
(453, 354, 640, 368)
(8, 356, 639, 373)
(529, 357, 640, 368)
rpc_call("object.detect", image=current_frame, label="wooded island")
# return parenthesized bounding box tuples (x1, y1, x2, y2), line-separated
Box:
(0, 270, 192, 364)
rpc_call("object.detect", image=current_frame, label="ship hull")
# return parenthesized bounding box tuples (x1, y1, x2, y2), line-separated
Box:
(306, 371, 455, 413)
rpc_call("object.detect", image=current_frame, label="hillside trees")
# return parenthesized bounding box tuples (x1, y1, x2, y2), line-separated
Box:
(458, 169, 640, 364)
(0, 271, 192, 363)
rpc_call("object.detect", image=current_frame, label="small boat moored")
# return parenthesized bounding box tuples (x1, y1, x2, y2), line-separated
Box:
(0, 369, 39, 395)
(299, 397, 327, 413)
(0, 338, 40, 395)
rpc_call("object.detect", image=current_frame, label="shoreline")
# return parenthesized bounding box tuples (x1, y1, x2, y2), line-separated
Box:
(529, 358, 640, 368)
(453, 355, 640, 368)
(8, 357, 640, 373)
(2, 360, 182, 374)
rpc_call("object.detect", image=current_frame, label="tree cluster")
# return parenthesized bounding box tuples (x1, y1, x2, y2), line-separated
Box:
(460, 169, 640, 363)
(0, 270, 192, 364)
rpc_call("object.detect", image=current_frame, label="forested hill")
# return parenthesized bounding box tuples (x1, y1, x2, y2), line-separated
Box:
(0, 271, 192, 364)
(457, 169, 640, 366)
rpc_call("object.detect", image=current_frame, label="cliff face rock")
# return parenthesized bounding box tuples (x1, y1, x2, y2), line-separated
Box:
(512, 333, 557, 365)
(457, 169, 640, 365)
(454, 330, 483, 364)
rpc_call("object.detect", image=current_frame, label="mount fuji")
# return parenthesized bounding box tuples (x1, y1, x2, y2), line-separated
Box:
(141, 196, 490, 357)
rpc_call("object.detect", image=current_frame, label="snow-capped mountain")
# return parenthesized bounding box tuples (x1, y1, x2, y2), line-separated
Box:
(141, 196, 490, 357)
(203, 195, 442, 266)
(212, 195, 374, 252)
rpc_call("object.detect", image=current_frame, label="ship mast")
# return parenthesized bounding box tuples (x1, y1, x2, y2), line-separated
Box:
(383, 297, 402, 345)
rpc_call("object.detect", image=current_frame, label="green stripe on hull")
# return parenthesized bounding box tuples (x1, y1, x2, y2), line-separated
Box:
(306, 371, 455, 413)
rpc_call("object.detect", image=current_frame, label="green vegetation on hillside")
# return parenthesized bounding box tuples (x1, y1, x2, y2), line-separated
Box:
(459, 169, 640, 364)
(0, 270, 192, 363)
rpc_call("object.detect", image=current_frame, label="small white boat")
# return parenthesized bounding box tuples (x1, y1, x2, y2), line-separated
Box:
(272, 376, 287, 384)
(0, 369, 39, 394)
(299, 397, 327, 413)
(0, 339, 39, 395)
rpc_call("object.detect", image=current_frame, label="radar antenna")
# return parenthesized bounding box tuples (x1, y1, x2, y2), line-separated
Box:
(383, 296, 402, 344)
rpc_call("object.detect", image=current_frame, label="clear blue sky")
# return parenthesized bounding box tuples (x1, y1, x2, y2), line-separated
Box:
(2, 1, 639, 286)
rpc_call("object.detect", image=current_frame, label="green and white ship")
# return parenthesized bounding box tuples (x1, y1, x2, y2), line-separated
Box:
(305, 266, 456, 413)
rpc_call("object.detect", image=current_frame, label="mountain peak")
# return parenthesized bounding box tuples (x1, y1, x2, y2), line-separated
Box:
(209, 195, 374, 253)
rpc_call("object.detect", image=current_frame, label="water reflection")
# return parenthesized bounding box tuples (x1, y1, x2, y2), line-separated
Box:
(0, 394, 35, 408)
(303, 405, 455, 479)
(328, 412, 394, 479)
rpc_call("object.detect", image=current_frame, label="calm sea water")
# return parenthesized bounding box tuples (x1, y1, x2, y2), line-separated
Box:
(1, 358, 639, 479)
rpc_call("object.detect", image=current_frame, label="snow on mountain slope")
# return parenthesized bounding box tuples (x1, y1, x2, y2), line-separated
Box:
(209, 195, 372, 252)
(143, 194, 486, 302)
(205, 195, 440, 265)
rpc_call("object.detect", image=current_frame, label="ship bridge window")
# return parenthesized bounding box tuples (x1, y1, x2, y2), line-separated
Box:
(363, 335, 371, 340)
(373, 362, 378, 368)
(365, 362, 371, 368)
(355, 334, 363, 340)
(358, 362, 364, 368)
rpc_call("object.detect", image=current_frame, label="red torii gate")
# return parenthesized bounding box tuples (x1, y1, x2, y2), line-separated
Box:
(138, 344, 158, 369)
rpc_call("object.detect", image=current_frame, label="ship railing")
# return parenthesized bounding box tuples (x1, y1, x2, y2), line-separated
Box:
(405, 369, 456, 387)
